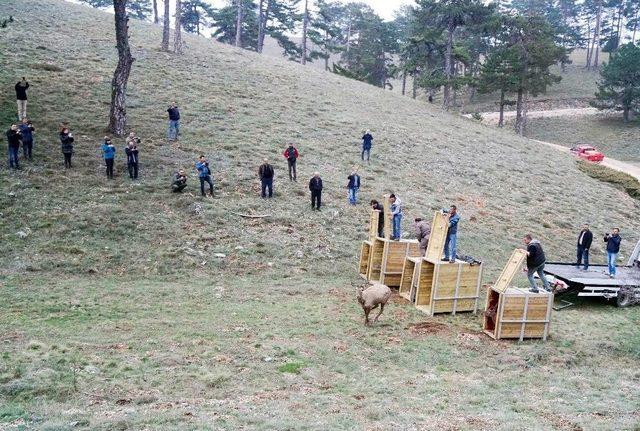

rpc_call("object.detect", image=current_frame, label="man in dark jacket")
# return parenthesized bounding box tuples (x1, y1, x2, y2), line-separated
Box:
(18, 119, 34, 160)
(604, 228, 622, 278)
(524, 234, 550, 293)
(371, 200, 384, 237)
(309, 172, 323, 210)
(576, 223, 593, 270)
(282, 144, 299, 181)
(125, 138, 139, 180)
(347, 168, 361, 205)
(6, 124, 21, 169)
(167, 102, 180, 141)
(60, 127, 74, 169)
(258, 158, 275, 198)
(172, 169, 187, 193)
(196, 155, 214, 197)
(15, 77, 29, 120)
(361, 130, 373, 162)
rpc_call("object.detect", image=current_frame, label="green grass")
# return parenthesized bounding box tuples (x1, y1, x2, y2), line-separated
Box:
(523, 114, 640, 164)
(1, 0, 640, 429)
(577, 160, 640, 200)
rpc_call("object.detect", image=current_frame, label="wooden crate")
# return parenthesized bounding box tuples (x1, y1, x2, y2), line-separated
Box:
(424, 211, 449, 261)
(366, 237, 386, 281)
(380, 239, 421, 287)
(359, 240, 372, 278)
(413, 258, 484, 315)
(482, 249, 554, 341)
(399, 256, 421, 301)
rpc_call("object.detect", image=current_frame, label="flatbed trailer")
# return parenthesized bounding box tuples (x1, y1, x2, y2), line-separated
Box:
(544, 240, 640, 307)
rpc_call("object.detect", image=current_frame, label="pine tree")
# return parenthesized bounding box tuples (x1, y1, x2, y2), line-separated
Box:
(307, 0, 346, 70)
(593, 42, 640, 122)
(211, 0, 258, 50)
(182, 1, 214, 35)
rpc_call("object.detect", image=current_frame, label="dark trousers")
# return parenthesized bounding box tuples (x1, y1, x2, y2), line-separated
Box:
(311, 190, 322, 209)
(200, 175, 214, 196)
(261, 178, 273, 198)
(8, 147, 19, 168)
(361, 147, 370, 161)
(128, 162, 138, 179)
(287, 159, 297, 180)
(22, 140, 33, 159)
(105, 158, 114, 179)
(577, 245, 589, 269)
(172, 183, 187, 193)
(63, 153, 72, 168)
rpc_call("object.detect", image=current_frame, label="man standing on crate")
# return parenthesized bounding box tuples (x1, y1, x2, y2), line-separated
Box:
(443, 205, 460, 263)
(524, 234, 551, 293)
(389, 194, 402, 240)
(575, 223, 593, 271)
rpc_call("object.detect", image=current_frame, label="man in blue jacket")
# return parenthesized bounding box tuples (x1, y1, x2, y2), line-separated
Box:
(6, 124, 21, 169)
(101, 137, 116, 179)
(443, 205, 460, 263)
(167, 102, 180, 141)
(604, 228, 622, 278)
(347, 168, 361, 205)
(390, 194, 402, 240)
(361, 130, 373, 162)
(18, 119, 35, 160)
(196, 155, 214, 197)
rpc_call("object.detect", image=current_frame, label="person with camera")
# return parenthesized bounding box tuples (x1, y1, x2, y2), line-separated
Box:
(15, 77, 29, 120)
(258, 158, 275, 198)
(443, 205, 460, 262)
(101, 136, 116, 179)
(282, 143, 299, 181)
(196, 155, 214, 197)
(6, 124, 21, 169)
(125, 132, 140, 180)
(167, 102, 180, 141)
(172, 169, 188, 193)
(604, 228, 622, 278)
(18, 118, 35, 160)
(60, 126, 74, 169)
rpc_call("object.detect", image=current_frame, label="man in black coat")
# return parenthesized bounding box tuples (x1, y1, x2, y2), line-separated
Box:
(309, 171, 323, 210)
(576, 223, 593, 271)
(524, 234, 550, 293)
(15, 77, 29, 120)
(6, 124, 21, 169)
(370, 200, 384, 237)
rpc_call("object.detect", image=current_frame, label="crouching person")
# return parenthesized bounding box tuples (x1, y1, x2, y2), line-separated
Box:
(172, 169, 187, 193)
(524, 234, 550, 293)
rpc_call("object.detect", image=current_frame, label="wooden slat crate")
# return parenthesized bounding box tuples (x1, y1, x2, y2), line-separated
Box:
(366, 237, 385, 282)
(413, 258, 483, 315)
(359, 240, 372, 278)
(380, 239, 421, 287)
(399, 256, 421, 301)
(483, 249, 554, 341)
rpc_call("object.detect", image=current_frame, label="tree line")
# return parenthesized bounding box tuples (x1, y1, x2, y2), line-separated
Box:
(82, 0, 639, 136)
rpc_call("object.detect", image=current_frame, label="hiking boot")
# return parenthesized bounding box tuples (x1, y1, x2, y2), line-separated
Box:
(529, 288, 540, 293)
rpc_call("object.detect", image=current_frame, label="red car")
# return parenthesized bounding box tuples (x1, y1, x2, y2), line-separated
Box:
(570, 145, 605, 163)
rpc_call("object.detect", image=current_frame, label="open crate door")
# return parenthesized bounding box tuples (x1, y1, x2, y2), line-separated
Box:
(383, 195, 392, 240)
(424, 211, 449, 261)
(493, 248, 527, 293)
(369, 210, 380, 241)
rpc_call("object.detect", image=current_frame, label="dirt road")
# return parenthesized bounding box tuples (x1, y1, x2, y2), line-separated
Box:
(473, 107, 601, 125)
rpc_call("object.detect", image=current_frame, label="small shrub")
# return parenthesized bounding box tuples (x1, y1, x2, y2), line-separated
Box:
(31, 63, 64, 72)
(277, 361, 305, 374)
(471, 112, 483, 121)
(577, 160, 640, 200)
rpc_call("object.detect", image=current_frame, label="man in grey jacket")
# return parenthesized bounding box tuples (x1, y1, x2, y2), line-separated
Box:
(414, 218, 431, 256)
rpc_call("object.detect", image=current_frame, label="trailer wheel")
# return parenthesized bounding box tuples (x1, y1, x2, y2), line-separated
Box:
(616, 288, 635, 308)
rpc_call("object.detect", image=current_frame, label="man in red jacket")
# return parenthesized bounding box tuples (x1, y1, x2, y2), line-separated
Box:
(282, 143, 299, 181)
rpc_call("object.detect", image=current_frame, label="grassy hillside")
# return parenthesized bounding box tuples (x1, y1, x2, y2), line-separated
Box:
(1, 1, 640, 429)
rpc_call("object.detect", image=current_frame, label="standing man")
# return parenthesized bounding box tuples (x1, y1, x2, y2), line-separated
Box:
(309, 172, 323, 210)
(101, 137, 116, 179)
(361, 130, 373, 162)
(524, 234, 551, 293)
(18, 119, 35, 160)
(196, 155, 214, 197)
(167, 102, 180, 141)
(258, 158, 275, 198)
(125, 139, 139, 180)
(6, 124, 21, 169)
(443, 205, 460, 263)
(370, 200, 384, 237)
(282, 143, 299, 181)
(604, 228, 622, 278)
(15, 77, 29, 120)
(347, 168, 361, 205)
(172, 169, 188, 193)
(389, 194, 402, 240)
(60, 126, 74, 169)
(576, 223, 593, 271)
(414, 217, 431, 256)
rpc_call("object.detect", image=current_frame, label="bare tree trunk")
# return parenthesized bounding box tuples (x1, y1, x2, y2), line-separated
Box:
(161, 0, 170, 51)
(633, 10, 639, 43)
(592, 1, 602, 69)
(401, 71, 407, 96)
(498, 89, 505, 128)
(235, 0, 243, 48)
(109, 0, 135, 136)
(443, 18, 455, 109)
(174, 0, 182, 53)
(301, 0, 309, 65)
(585, 16, 592, 69)
(152, 0, 159, 24)
(257, 0, 265, 52)
(346, 19, 351, 53)
(195, 4, 200, 36)
(412, 71, 418, 99)
(515, 88, 524, 135)
(324, 29, 330, 71)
